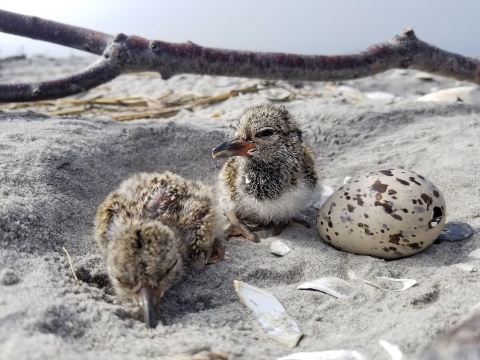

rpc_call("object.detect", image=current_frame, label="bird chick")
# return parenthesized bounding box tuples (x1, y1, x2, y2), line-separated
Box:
(212, 104, 318, 242)
(94, 171, 223, 328)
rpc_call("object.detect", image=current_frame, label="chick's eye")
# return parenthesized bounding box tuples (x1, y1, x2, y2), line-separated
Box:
(256, 128, 275, 137)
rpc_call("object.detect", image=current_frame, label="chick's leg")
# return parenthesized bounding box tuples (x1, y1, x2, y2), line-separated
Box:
(272, 217, 311, 236)
(225, 211, 259, 243)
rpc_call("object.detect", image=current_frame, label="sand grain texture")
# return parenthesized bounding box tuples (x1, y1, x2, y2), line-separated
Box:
(0, 57, 479, 360)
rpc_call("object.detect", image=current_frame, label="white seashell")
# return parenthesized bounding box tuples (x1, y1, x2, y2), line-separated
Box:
(468, 248, 480, 259)
(452, 263, 477, 272)
(364, 91, 395, 100)
(312, 186, 334, 209)
(259, 88, 294, 101)
(297, 277, 354, 299)
(415, 72, 435, 81)
(277, 350, 367, 360)
(234, 280, 302, 348)
(363, 277, 417, 291)
(379, 340, 403, 360)
(417, 86, 480, 104)
(271, 240, 292, 256)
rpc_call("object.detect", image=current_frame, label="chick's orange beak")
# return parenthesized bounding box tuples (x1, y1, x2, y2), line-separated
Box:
(136, 283, 165, 329)
(212, 139, 255, 158)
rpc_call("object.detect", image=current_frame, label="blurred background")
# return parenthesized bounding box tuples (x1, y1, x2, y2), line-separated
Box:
(0, 0, 479, 58)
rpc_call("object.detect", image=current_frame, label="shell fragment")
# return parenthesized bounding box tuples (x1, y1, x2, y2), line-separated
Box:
(468, 248, 480, 259)
(363, 277, 417, 291)
(297, 277, 354, 299)
(234, 280, 302, 348)
(277, 350, 367, 360)
(270, 240, 292, 256)
(452, 263, 477, 272)
(379, 340, 403, 360)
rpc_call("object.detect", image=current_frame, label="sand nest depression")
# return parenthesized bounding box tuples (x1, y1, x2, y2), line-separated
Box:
(0, 56, 479, 360)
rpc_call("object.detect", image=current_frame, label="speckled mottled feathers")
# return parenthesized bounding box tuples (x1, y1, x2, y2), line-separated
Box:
(215, 104, 318, 239)
(95, 171, 216, 266)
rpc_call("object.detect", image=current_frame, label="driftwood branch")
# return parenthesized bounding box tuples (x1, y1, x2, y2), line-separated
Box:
(1, 9, 480, 103)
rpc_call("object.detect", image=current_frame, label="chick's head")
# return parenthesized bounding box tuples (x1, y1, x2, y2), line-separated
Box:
(212, 104, 303, 161)
(107, 220, 184, 328)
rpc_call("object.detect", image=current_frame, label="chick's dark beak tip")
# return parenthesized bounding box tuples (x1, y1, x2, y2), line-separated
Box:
(138, 286, 164, 329)
(212, 139, 255, 158)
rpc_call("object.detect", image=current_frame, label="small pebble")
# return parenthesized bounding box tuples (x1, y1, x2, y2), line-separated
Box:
(0, 268, 20, 285)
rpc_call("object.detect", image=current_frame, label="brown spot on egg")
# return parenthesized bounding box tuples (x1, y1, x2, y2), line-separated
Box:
(353, 194, 365, 206)
(326, 235, 331, 241)
(409, 177, 421, 186)
(356, 189, 361, 192)
(328, 221, 333, 228)
(388, 189, 397, 195)
(379, 170, 394, 176)
(412, 199, 417, 204)
(347, 204, 356, 213)
(335, 232, 339, 236)
(391, 214, 403, 221)
(396, 178, 410, 186)
(418, 199, 423, 205)
(365, 228, 373, 235)
(419, 218, 423, 221)
(388, 231, 404, 245)
(381, 229, 385, 233)
(407, 243, 421, 250)
(371, 180, 389, 193)
(394, 251, 404, 257)
(433, 190, 440, 198)
(402, 239, 410, 243)
(376, 193, 382, 201)
(421, 193, 433, 210)
(364, 214, 369, 218)
(358, 223, 364, 228)
(389, 247, 397, 251)
(392, 196, 398, 199)
(374, 201, 393, 214)
(382, 247, 390, 252)
(417, 174, 425, 180)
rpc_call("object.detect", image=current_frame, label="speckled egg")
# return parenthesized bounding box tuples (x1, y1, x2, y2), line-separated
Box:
(317, 169, 446, 259)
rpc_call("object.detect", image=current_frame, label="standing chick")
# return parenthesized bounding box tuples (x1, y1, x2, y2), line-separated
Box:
(94, 171, 223, 328)
(212, 104, 317, 242)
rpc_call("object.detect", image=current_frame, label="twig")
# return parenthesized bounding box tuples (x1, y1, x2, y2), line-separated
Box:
(62, 247, 80, 286)
(1, 8, 480, 102)
(0, 9, 111, 55)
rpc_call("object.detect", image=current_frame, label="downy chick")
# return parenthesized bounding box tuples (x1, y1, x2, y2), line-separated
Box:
(94, 171, 223, 328)
(212, 104, 317, 242)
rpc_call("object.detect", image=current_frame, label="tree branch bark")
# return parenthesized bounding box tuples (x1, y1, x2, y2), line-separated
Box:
(0, 9, 112, 55)
(1, 9, 480, 102)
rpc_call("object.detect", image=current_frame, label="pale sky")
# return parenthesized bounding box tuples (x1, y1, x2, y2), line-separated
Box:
(0, 1, 479, 58)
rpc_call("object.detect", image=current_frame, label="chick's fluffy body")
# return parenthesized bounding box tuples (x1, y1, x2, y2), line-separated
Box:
(218, 104, 317, 227)
(95, 171, 216, 298)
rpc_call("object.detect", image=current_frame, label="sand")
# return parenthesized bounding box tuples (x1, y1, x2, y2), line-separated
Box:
(0, 55, 479, 360)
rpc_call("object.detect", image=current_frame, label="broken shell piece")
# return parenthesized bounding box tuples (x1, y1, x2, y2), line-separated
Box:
(297, 277, 354, 299)
(417, 86, 480, 104)
(452, 263, 477, 272)
(468, 248, 480, 259)
(364, 92, 395, 100)
(234, 280, 302, 348)
(363, 277, 417, 291)
(271, 240, 292, 256)
(379, 340, 403, 360)
(277, 350, 367, 360)
(343, 176, 351, 184)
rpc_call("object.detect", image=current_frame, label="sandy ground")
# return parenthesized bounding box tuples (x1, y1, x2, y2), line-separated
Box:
(0, 55, 479, 360)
